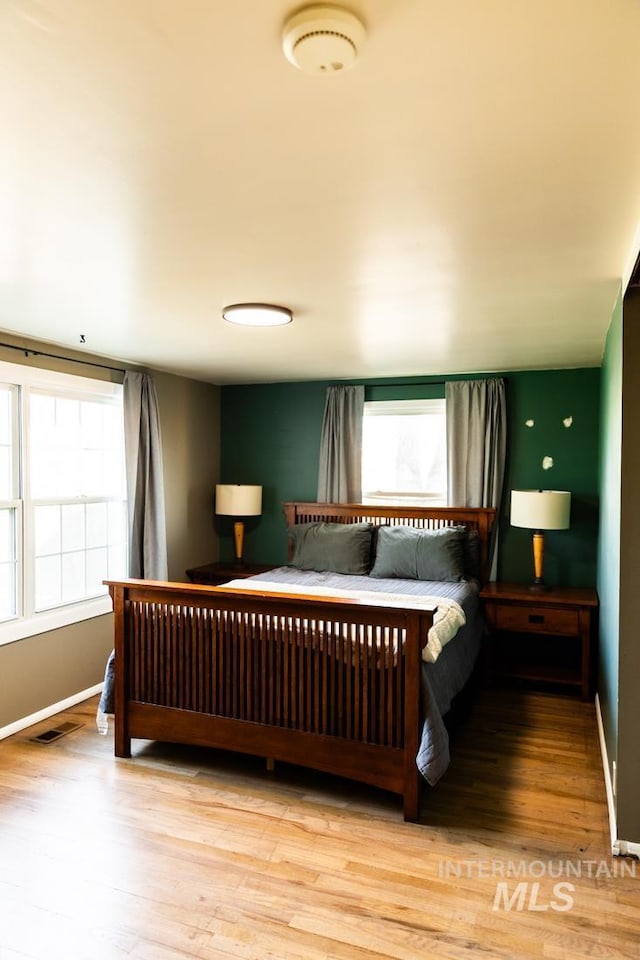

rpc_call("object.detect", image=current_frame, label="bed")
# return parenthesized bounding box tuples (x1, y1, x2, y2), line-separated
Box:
(105, 501, 495, 821)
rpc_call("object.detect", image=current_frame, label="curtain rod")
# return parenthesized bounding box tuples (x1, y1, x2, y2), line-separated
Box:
(368, 376, 502, 388)
(368, 379, 446, 387)
(0, 340, 126, 375)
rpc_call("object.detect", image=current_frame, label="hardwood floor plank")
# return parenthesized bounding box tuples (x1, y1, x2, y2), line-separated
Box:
(1, 690, 638, 960)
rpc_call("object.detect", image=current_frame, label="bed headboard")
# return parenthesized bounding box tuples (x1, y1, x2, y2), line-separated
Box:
(282, 501, 496, 583)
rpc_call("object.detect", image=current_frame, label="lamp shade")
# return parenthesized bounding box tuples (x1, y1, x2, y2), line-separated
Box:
(215, 484, 262, 517)
(510, 490, 571, 531)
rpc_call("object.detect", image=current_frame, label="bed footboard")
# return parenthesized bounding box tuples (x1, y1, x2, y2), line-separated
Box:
(107, 579, 431, 821)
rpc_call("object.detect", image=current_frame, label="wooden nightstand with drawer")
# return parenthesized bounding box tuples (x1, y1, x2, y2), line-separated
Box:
(185, 561, 275, 586)
(480, 582, 598, 700)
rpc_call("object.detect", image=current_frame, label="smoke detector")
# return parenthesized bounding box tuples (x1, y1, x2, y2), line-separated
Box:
(282, 4, 366, 74)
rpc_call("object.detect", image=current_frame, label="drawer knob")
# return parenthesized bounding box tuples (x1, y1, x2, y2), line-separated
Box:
(528, 614, 545, 624)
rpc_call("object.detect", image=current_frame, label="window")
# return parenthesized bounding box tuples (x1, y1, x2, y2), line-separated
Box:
(361, 398, 447, 506)
(0, 384, 20, 621)
(0, 361, 127, 645)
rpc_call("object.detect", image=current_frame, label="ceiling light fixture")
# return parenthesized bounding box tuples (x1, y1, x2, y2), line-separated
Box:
(222, 303, 293, 327)
(282, 4, 366, 74)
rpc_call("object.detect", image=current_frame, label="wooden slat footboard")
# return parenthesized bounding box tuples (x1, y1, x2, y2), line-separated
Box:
(107, 579, 431, 821)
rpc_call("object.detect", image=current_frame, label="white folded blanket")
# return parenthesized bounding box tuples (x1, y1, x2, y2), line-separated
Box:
(221, 579, 466, 664)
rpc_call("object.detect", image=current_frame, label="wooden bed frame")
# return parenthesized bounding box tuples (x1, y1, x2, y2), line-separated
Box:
(107, 502, 495, 821)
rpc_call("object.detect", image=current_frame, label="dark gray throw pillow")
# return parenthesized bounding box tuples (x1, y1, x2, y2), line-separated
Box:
(462, 526, 481, 580)
(444, 524, 482, 579)
(288, 522, 373, 575)
(370, 525, 466, 582)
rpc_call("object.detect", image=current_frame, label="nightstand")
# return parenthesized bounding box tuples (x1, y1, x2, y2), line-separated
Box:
(480, 582, 598, 700)
(185, 561, 276, 586)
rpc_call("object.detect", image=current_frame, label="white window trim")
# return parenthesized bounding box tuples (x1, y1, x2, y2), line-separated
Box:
(364, 398, 446, 417)
(0, 360, 124, 647)
(0, 361, 123, 398)
(0, 596, 113, 647)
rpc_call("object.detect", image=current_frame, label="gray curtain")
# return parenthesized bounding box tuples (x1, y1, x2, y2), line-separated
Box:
(123, 371, 168, 580)
(317, 385, 364, 502)
(98, 371, 168, 723)
(446, 378, 506, 578)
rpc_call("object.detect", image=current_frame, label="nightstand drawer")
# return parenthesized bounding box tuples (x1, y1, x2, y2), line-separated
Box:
(495, 605, 579, 636)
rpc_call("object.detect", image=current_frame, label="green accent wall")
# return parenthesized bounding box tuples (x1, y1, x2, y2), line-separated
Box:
(501, 368, 600, 587)
(220, 381, 327, 563)
(221, 368, 600, 587)
(597, 289, 622, 774)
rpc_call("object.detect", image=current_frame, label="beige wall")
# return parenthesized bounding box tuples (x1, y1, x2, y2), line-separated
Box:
(0, 615, 114, 728)
(154, 370, 220, 580)
(0, 336, 220, 729)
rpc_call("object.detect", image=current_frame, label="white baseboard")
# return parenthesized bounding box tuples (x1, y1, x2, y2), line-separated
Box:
(613, 837, 640, 858)
(0, 683, 103, 741)
(595, 692, 617, 852)
(595, 692, 640, 858)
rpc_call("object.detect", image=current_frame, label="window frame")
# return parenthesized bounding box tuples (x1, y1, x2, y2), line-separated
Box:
(0, 382, 22, 623)
(361, 397, 448, 507)
(0, 360, 127, 647)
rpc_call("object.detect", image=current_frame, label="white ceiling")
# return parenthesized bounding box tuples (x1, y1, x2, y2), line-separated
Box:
(2, 0, 640, 385)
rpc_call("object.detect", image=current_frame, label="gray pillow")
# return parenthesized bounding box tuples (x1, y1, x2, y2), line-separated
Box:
(462, 527, 481, 580)
(370, 525, 466, 582)
(444, 524, 482, 580)
(288, 522, 373, 575)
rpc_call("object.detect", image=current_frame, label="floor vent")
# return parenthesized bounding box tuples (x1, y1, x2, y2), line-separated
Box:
(30, 721, 84, 744)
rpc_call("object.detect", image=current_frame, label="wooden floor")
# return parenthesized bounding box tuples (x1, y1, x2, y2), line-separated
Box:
(0, 688, 638, 960)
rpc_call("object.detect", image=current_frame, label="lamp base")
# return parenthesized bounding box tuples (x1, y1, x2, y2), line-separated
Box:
(528, 531, 552, 592)
(233, 520, 246, 564)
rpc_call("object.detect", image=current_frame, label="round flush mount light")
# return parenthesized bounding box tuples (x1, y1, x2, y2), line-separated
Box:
(282, 4, 366, 74)
(222, 303, 293, 327)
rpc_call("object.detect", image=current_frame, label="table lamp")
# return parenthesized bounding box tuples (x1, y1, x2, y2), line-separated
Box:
(215, 484, 262, 565)
(510, 489, 571, 591)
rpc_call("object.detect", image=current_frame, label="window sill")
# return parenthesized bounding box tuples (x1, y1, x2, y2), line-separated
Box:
(0, 595, 113, 647)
